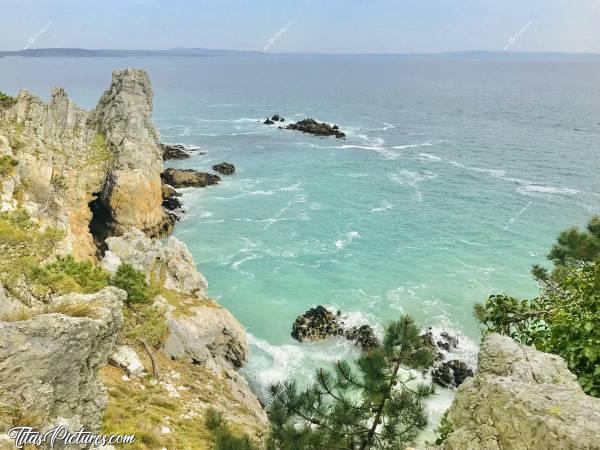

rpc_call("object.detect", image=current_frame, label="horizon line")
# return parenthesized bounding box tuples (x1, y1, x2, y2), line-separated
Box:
(1, 47, 600, 57)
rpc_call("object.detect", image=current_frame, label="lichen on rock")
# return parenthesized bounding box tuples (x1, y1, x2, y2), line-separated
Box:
(436, 333, 600, 450)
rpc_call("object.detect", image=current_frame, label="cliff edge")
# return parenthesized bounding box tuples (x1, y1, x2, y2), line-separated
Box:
(435, 334, 600, 450)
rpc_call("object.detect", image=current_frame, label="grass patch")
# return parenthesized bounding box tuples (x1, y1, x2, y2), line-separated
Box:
(0, 155, 17, 177)
(1, 300, 100, 322)
(101, 353, 261, 450)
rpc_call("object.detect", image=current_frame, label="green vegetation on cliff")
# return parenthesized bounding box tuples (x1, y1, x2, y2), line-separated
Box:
(0, 91, 16, 110)
(476, 216, 600, 396)
(0, 155, 17, 177)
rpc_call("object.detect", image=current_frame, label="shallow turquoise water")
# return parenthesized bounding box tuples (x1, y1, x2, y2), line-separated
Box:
(2, 55, 600, 432)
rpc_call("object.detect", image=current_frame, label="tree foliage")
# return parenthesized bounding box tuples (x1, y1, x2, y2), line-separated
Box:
(475, 216, 600, 396)
(267, 315, 435, 449)
(112, 263, 153, 305)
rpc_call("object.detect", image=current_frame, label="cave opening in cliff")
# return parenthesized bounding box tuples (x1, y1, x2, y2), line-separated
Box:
(88, 193, 114, 257)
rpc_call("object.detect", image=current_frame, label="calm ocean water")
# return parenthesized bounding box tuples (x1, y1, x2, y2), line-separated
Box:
(2, 55, 600, 433)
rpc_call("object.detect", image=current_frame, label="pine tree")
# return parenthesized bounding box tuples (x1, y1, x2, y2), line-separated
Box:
(267, 315, 435, 450)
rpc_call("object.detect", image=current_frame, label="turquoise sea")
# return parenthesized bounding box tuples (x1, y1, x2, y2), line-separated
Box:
(2, 55, 600, 431)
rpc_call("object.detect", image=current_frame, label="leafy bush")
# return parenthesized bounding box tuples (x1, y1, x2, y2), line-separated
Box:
(0, 155, 17, 177)
(0, 91, 16, 110)
(112, 264, 153, 305)
(475, 217, 600, 396)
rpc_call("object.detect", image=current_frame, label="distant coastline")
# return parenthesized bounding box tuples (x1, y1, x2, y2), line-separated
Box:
(1, 47, 600, 62)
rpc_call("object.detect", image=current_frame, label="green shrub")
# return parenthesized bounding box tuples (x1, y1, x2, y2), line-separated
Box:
(0, 91, 16, 110)
(475, 217, 600, 396)
(123, 303, 169, 350)
(205, 408, 257, 450)
(434, 410, 453, 445)
(28, 255, 110, 296)
(0, 155, 18, 177)
(112, 264, 152, 305)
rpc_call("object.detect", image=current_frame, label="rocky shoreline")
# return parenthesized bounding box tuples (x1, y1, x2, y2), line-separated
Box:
(291, 306, 474, 389)
(0, 69, 266, 447)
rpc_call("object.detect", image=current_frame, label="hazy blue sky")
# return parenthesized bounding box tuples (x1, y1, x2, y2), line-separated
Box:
(1, 0, 600, 53)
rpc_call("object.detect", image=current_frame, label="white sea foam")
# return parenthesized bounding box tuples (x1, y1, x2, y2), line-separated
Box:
(370, 200, 393, 213)
(335, 231, 361, 250)
(389, 170, 438, 202)
(417, 152, 442, 161)
(391, 142, 433, 150)
(245, 333, 359, 400)
(518, 185, 579, 196)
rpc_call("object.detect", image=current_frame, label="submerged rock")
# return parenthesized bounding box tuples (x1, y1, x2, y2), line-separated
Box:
(161, 168, 221, 188)
(161, 143, 191, 160)
(439, 334, 600, 450)
(212, 162, 236, 175)
(285, 118, 346, 138)
(431, 359, 473, 388)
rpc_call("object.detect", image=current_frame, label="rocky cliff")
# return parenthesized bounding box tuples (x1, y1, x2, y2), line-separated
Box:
(0, 69, 170, 261)
(436, 334, 600, 450)
(0, 71, 267, 447)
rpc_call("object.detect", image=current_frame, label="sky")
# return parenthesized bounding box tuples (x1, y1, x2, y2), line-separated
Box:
(1, 0, 600, 54)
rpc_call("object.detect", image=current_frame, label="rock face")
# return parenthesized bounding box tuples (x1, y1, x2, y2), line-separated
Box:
(285, 118, 346, 139)
(0, 69, 172, 260)
(0, 287, 125, 433)
(90, 69, 170, 239)
(291, 306, 379, 349)
(109, 345, 144, 377)
(439, 334, 600, 450)
(100, 229, 267, 432)
(101, 228, 208, 298)
(164, 303, 248, 369)
(212, 162, 235, 175)
(161, 168, 220, 188)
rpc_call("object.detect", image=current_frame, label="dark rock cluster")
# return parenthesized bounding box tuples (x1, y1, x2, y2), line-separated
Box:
(213, 162, 236, 175)
(291, 306, 379, 349)
(263, 114, 285, 125)
(161, 168, 221, 188)
(421, 327, 474, 388)
(431, 360, 474, 389)
(161, 143, 191, 160)
(284, 118, 345, 139)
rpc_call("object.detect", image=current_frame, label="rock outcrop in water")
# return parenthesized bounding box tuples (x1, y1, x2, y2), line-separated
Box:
(285, 118, 346, 139)
(434, 334, 600, 450)
(161, 143, 191, 160)
(291, 306, 379, 349)
(161, 167, 221, 188)
(213, 161, 236, 175)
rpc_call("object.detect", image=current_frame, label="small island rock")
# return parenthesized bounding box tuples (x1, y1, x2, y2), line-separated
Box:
(212, 162, 236, 175)
(161, 168, 220, 188)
